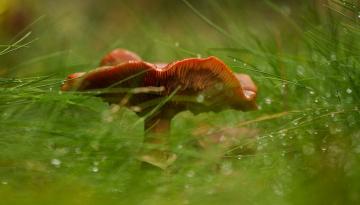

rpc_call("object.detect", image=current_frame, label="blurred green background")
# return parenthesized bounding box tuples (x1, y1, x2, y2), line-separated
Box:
(1, 0, 360, 205)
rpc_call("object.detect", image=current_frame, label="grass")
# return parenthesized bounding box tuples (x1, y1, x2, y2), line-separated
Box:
(0, 0, 360, 204)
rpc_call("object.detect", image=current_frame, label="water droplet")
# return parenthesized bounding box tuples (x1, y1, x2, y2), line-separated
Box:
(272, 183, 284, 196)
(233, 58, 237, 62)
(174, 42, 180, 47)
(1, 181, 8, 185)
(265, 98, 272, 105)
(237, 155, 242, 160)
(309, 90, 315, 95)
(296, 65, 305, 76)
(321, 147, 327, 152)
(51, 158, 61, 168)
(330, 53, 337, 61)
(92, 166, 99, 173)
(186, 170, 195, 178)
(346, 88, 352, 94)
(185, 184, 192, 190)
(196, 94, 205, 103)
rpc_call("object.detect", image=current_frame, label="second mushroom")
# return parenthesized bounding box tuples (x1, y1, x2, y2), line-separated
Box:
(61, 49, 258, 169)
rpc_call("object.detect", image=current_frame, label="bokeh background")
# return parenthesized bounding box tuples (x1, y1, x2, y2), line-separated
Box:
(0, 0, 329, 76)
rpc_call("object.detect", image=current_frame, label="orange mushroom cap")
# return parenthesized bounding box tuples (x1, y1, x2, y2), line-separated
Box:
(61, 50, 257, 115)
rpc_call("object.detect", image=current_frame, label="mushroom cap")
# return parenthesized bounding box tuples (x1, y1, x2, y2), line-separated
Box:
(61, 51, 257, 116)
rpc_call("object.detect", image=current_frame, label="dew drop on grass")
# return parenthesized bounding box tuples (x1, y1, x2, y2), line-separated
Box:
(51, 158, 61, 168)
(309, 90, 315, 95)
(92, 166, 99, 173)
(196, 94, 205, 103)
(1, 181, 8, 185)
(174, 42, 180, 47)
(186, 170, 195, 178)
(296, 65, 305, 76)
(281, 151, 286, 157)
(321, 147, 327, 152)
(330, 53, 337, 61)
(346, 88, 352, 94)
(184, 184, 192, 191)
(335, 128, 342, 133)
(233, 58, 237, 62)
(272, 183, 284, 197)
(265, 97, 272, 105)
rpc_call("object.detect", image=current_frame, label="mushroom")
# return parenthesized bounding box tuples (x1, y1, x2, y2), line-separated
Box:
(61, 49, 258, 169)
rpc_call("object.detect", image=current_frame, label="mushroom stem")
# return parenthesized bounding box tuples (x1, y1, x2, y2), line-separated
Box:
(139, 113, 177, 169)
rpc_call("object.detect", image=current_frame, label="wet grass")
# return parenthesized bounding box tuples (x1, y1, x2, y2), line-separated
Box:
(1, 0, 360, 204)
